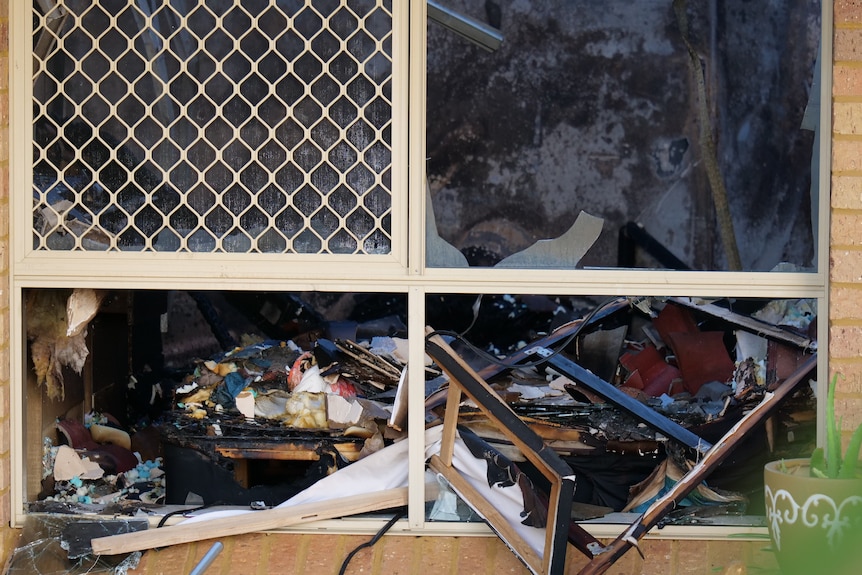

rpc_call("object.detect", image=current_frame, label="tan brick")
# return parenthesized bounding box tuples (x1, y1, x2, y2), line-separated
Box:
(0, 307, 8, 351)
(834, 63, 862, 96)
(0, 384, 7, 420)
(0, 419, 8, 455)
(0, 491, 10, 531)
(836, 29, 862, 63)
(829, 324, 862, 358)
(454, 537, 497, 575)
(0, 57, 7, 92)
(829, 249, 862, 281)
(0, 168, 8, 206)
(228, 532, 271, 574)
(834, 396, 862, 431)
(176, 538, 231, 575)
(834, 101, 862, 136)
(743, 539, 781, 572)
(486, 537, 531, 574)
(832, 176, 862, 209)
(830, 213, 862, 248)
(303, 533, 355, 575)
(0, 199, 10, 240)
(675, 539, 707, 574)
(130, 541, 195, 575)
(828, 362, 862, 394)
(0, 126, 7, 165)
(378, 535, 423, 575)
(639, 539, 672, 575)
(0, 453, 8, 493)
(836, 0, 862, 24)
(830, 285, 862, 319)
(0, 242, 8, 275)
(833, 139, 862, 171)
(705, 540, 748, 573)
(419, 536, 458, 574)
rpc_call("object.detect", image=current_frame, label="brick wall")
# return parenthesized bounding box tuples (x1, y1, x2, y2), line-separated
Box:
(0, 0, 14, 568)
(831, 0, 862, 445)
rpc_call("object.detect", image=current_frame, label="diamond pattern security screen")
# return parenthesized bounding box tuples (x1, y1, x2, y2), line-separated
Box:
(32, 0, 393, 254)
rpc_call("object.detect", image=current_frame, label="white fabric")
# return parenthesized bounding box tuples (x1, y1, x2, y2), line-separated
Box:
(177, 425, 548, 562)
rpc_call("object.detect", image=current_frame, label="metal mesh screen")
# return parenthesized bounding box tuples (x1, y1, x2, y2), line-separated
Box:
(31, 0, 393, 254)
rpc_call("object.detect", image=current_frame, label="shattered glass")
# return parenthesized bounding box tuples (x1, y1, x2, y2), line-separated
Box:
(5, 515, 141, 575)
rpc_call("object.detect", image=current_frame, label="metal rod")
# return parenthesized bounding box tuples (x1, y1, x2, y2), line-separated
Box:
(189, 541, 223, 575)
(427, 0, 503, 52)
(535, 348, 713, 454)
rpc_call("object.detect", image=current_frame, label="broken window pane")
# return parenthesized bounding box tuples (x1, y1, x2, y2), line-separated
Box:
(423, 293, 816, 525)
(21, 288, 816, 532)
(5, 515, 141, 574)
(426, 1, 821, 271)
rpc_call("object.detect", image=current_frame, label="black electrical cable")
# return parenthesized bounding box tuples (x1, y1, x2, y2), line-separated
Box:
(156, 500, 228, 528)
(337, 509, 406, 575)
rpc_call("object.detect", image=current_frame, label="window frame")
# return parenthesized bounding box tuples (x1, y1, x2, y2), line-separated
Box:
(8, 0, 832, 540)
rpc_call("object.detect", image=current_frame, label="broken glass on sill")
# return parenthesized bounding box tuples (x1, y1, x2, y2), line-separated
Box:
(5, 514, 141, 575)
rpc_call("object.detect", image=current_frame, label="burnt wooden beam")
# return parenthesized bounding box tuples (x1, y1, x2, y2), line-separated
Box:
(668, 297, 815, 351)
(577, 353, 816, 575)
(530, 347, 712, 454)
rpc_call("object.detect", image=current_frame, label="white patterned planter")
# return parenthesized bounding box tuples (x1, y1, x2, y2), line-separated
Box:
(764, 459, 862, 575)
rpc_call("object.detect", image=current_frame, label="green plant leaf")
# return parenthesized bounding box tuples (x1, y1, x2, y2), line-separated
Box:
(810, 446, 827, 478)
(838, 421, 862, 479)
(826, 374, 841, 478)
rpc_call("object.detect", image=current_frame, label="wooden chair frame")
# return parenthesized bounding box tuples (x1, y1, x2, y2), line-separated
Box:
(426, 330, 592, 575)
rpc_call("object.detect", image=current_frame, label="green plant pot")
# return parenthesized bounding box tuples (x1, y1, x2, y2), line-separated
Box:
(764, 458, 862, 574)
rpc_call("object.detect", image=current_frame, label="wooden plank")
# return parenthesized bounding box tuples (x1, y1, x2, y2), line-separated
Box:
(91, 487, 411, 556)
(215, 447, 322, 461)
(439, 380, 462, 466)
(668, 297, 815, 350)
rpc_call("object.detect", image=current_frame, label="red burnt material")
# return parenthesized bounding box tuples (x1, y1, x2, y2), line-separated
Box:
(653, 303, 699, 344)
(667, 331, 735, 394)
(55, 418, 138, 474)
(619, 344, 683, 397)
(652, 303, 734, 395)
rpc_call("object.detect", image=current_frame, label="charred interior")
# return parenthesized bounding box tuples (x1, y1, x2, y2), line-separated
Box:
(25, 289, 816, 524)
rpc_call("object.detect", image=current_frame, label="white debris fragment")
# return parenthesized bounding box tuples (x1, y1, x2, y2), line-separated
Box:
(53, 444, 104, 481)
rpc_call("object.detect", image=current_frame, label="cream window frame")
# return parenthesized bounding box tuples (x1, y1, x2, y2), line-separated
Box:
(8, 0, 832, 541)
